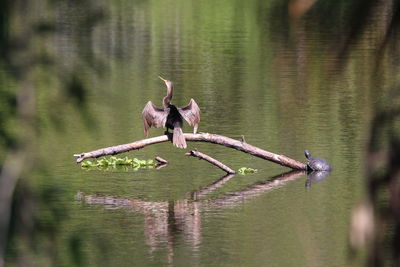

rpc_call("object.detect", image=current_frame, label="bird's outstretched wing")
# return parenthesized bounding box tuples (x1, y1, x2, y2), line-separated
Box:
(178, 99, 200, 133)
(142, 101, 168, 137)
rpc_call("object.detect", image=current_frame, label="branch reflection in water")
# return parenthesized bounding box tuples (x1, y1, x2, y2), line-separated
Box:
(200, 171, 305, 210)
(76, 170, 307, 263)
(191, 174, 236, 200)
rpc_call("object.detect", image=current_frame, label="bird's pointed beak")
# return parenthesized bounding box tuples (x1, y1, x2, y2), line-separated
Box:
(158, 76, 167, 82)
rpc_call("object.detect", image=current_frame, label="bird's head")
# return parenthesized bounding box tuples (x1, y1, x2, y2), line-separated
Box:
(159, 76, 173, 88)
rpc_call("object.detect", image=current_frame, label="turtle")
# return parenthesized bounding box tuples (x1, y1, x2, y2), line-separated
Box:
(304, 150, 332, 171)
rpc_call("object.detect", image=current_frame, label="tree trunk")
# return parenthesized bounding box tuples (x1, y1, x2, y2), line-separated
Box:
(73, 132, 307, 170)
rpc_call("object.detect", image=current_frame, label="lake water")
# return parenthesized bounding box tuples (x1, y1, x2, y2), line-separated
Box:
(3, 0, 399, 266)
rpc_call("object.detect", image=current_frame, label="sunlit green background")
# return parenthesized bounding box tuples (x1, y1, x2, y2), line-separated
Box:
(1, 0, 399, 266)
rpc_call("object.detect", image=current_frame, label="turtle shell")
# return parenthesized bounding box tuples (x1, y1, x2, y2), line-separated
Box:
(304, 150, 332, 171)
(307, 157, 332, 171)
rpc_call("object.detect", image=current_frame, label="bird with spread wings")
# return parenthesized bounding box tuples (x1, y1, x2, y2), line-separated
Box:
(142, 76, 200, 148)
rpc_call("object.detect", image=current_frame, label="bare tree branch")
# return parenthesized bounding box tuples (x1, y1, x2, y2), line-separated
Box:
(155, 156, 169, 164)
(185, 150, 236, 174)
(73, 133, 307, 170)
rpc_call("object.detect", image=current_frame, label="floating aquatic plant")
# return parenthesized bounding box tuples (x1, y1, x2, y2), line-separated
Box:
(81, 156, 156, 170)
(238, 167, 257, 175)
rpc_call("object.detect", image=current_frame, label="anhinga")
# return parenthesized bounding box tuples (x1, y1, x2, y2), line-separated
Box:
(142, 76, 201, 149)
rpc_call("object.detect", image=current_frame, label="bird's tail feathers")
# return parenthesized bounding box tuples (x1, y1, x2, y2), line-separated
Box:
(173, 127, 187, 149)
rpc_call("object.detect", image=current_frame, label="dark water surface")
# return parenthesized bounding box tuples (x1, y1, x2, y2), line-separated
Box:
(3, 0, 399, 266)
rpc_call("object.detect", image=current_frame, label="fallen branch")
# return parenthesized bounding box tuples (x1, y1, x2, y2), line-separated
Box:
(185, 150, 236, 174)
(73, 132, 307, 170)
(155, 156, 169, 164)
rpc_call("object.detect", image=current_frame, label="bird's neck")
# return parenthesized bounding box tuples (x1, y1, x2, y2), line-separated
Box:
(163, 85, 173, 109)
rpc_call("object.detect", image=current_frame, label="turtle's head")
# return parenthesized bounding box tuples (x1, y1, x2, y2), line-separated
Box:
(304, 150, 311, 159)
